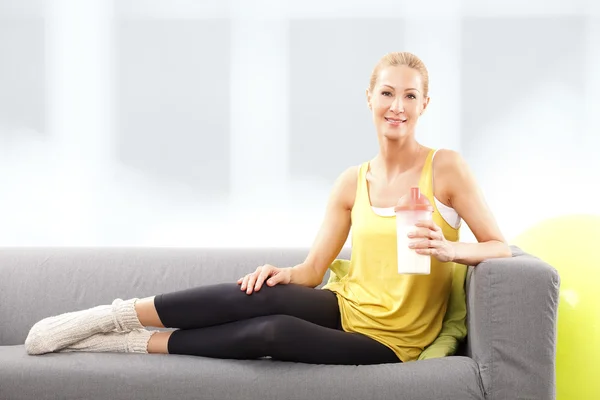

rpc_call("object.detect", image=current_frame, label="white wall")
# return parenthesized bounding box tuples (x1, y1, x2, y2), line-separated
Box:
(1, 0, 598, 247)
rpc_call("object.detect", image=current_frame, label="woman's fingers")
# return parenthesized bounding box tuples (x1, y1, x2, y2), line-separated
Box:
(239, 264, 285, 294)
(244, 267, 261, 294)
(408, 227, 434, 239)
(415, 220, 443, 233)
(415, 248, 439, 256)
(409, 239, 439, 249)
(254, 266, 273, 291)
(240, 274, 250, 291)
(409, 224, 444, 241)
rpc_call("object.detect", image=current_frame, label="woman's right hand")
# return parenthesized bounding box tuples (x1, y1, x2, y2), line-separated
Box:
(237, 264, 292, 295)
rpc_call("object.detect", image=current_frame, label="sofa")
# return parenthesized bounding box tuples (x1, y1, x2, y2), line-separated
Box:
(0, 245, 559, 400)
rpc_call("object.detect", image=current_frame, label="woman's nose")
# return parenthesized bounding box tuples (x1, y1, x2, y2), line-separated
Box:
(389, 97, 403, 113)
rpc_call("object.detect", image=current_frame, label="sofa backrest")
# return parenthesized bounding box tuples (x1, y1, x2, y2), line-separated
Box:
(0, 247, 349, 345)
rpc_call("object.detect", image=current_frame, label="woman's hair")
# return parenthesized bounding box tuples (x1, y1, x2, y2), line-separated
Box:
(368, 52, 429, 97)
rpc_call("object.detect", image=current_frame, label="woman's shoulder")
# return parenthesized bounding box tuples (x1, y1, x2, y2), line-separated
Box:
(433, 148, 468, 173)
(329, 165, 360, 211)
(432, 149, 472, 200)
(339, 164, 361, 181)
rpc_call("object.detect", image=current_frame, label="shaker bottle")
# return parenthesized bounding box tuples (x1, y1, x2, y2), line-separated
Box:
(394, 187, 434, 274)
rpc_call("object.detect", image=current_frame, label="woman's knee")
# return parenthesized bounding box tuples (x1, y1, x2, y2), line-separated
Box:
(252, 315, 298, 354)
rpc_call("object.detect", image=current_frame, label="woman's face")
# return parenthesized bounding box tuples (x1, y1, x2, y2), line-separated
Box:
(367, 65, 429, 142)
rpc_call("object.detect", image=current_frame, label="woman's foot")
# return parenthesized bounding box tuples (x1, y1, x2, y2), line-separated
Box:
(25, 298, 144, 355)
(58, 329, 158, 354)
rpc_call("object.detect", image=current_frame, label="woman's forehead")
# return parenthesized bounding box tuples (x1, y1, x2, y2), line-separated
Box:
(377, 65, 422, 87)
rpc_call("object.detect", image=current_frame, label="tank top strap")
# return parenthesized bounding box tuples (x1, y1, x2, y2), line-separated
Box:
(355, 162, 370, 209)
(358, 162, 369, 183)
(417, 148, 436, 199)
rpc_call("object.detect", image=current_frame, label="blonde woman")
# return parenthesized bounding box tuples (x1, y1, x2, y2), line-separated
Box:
(25, 52, 510, 365)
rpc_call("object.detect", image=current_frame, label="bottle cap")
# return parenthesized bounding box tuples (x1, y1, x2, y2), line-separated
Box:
(393, 187, 433, 212)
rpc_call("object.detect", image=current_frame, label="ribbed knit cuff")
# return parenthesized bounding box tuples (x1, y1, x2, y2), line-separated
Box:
(113, 298, 144, 332)
(127, 329, 156, 353)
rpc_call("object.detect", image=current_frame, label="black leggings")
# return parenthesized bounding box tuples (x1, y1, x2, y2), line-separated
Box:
(153, 283, 400, 365)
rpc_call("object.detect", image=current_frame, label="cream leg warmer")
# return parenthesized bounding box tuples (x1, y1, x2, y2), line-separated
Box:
(25, 298, 145, 355)
(58, 329, 158, 354)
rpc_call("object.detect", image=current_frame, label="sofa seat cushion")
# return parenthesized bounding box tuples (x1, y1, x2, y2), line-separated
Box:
(1, 346, 484, 400)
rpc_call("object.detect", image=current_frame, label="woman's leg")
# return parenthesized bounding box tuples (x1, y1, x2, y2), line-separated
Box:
(142, 284, 342, 356)
(147, 283, 341, 330)
(26, 283, 339, 355)
(147, 331, 172, 353)
(161, 315, 400, 365)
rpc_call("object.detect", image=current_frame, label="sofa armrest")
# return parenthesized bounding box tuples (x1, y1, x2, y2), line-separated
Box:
(466, 245, 560, 400)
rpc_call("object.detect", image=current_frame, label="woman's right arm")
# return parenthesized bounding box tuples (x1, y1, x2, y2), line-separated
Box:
(239, 166, 357, 294)
(289, 166, 357, 288)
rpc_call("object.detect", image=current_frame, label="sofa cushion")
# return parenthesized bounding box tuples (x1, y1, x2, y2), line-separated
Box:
(0, 345, 484, 400)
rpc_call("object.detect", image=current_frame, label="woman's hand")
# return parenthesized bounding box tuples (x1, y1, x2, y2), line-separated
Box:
(407, 220, 456, 263)
(237, 264, 292, 295)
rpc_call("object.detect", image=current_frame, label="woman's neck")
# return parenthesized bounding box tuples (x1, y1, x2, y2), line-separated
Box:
(373, 139, 423, 182)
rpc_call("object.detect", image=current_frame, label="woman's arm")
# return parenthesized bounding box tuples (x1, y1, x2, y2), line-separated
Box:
(290, 166, 357, 287)
(436, 150, 511, 266)
(239, 166, 356, 294)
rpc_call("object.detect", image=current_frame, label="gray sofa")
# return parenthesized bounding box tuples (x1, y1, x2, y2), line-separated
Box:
(0, 245, 559, 400)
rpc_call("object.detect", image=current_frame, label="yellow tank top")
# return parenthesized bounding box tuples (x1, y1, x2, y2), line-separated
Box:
(323, 149, 460, 362)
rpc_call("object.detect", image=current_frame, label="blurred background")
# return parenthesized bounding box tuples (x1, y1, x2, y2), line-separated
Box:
(1, 0, 599, 248)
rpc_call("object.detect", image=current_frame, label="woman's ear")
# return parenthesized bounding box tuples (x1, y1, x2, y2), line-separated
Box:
(420, 96, 430, 115)
(366, 88, 372, 110)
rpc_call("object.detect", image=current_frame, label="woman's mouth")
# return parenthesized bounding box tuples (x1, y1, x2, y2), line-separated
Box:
(385, 117, 406, 126)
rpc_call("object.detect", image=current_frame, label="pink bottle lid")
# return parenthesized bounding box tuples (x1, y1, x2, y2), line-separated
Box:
(394, 187, 433, 212)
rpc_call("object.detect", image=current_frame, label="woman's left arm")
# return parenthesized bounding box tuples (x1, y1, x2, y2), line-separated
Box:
(412, 150, 512, 266)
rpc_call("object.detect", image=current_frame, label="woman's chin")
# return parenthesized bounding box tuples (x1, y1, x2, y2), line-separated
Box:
(381, 129, 409, 141)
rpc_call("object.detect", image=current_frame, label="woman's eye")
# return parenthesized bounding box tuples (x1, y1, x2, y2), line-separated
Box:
(407, 94, 416, 99)
(381, 91, 392, 96)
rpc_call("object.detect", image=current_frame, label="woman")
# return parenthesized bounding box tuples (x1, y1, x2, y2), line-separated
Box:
(25, 52, 511, 365)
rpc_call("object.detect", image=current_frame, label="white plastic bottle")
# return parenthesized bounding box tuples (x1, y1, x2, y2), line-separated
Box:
(394, 187, 434, 275)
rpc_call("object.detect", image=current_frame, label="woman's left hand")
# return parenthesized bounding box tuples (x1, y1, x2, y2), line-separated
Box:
(407, 220, 456, 263)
